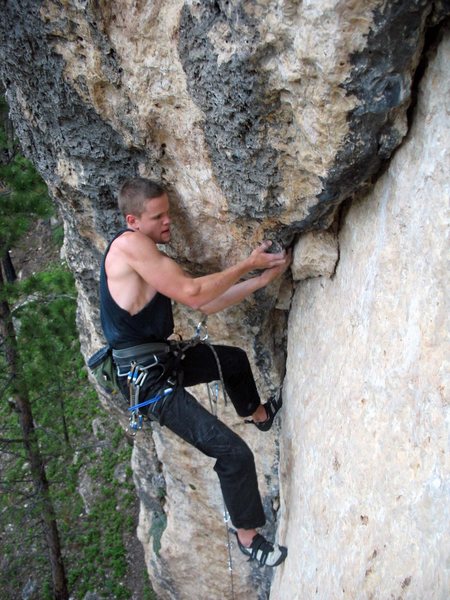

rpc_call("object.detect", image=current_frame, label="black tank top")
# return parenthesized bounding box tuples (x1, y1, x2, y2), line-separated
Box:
(100, 230, 174, 349)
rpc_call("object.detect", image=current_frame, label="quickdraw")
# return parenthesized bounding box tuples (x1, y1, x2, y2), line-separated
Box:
(128, 386, 174, 433)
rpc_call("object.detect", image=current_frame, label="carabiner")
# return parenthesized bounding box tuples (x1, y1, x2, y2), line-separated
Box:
(195, 319, 209, 341)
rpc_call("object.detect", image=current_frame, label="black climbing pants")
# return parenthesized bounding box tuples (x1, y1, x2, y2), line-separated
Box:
(118, 344, 266, 530)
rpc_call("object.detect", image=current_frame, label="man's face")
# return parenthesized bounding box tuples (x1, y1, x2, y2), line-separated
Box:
(128, 194, 171, 244)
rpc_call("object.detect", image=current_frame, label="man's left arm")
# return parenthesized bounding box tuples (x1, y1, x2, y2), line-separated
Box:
(199, 249, 292, 314)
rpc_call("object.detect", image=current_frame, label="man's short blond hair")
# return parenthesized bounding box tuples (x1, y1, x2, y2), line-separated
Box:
(118, 178, 166, 218)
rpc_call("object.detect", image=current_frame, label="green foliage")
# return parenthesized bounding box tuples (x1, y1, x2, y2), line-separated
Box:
(60, 424, 136, 599)
(0, 93, 57, 287)
(0, 96, 156, 599)
(9, 267, 78, 388)
(0, 148, 53, 256)
(0, 262, 140, 599)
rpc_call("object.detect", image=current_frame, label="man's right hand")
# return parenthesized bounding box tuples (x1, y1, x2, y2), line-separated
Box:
(258, 247, 292, 286)
(249, 241, 288, 270)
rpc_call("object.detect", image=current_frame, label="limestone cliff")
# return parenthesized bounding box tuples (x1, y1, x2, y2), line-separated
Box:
(0, 2, 448, 599)
(275, 29, 450, 600)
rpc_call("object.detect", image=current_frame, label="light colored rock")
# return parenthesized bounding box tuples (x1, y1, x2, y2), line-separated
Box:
(275, 276, 294, 311)
(21, 578, 39, 600)
(113, 462, 128, 484)
(82, 593, 101, 600)
(273, 30, 450, 600)
(91, 417, 106, 439)
(77, 467, 97, 515)
(292, 230, 339, 281)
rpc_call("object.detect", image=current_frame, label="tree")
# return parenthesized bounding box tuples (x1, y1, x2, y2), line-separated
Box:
(0, 93, 153, 600)
(0, 95, 52, 259)
(0, 95, 69, 599)
(0, 267, 69, 600)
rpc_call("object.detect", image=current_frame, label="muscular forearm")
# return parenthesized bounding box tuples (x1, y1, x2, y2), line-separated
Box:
(186, 258, 255, 310)
(185, 244, 289, 310)
(197, 251, 292, 314)
(198, 275, 265, 314)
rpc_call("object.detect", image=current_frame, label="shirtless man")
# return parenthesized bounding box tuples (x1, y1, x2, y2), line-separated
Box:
(100, 177, 291, 567)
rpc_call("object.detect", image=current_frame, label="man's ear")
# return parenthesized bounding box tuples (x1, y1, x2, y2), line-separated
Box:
(126, 213, 139, 229)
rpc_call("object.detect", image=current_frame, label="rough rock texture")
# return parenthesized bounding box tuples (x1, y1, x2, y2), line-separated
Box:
(274, 29, 450, 600)
(0, 1, 448, 598)
(291, 230, 339, 281)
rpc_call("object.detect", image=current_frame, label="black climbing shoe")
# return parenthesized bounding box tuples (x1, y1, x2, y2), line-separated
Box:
(245, 394, 283, 432)
(235, 532, 288, 567)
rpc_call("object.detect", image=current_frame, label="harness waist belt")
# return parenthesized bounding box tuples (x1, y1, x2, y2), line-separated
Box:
(112, 342, 170, 366)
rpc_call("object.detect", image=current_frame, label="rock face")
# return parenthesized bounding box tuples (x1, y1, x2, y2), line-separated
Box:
(274, 30, 450, 599)
(291, 230, 339, 281)
(0, 2, 448, 599)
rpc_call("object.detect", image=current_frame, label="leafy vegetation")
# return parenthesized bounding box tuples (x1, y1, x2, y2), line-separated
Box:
(0, 98, 52, 257)
(0, 96, 155, 599)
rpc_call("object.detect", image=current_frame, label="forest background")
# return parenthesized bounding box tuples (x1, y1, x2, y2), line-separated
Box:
(0, 94, 156, 600)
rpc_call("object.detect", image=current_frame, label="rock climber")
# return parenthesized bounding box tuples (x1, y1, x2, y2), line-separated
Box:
(99, 177, 291, 567)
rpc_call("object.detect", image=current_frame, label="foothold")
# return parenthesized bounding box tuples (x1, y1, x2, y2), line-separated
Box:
(401, 577, 412, 589)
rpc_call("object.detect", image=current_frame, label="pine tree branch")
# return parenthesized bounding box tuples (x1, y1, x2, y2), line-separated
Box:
(11, 293, 77, 313)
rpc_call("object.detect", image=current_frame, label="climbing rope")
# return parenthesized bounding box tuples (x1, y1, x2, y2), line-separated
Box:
(195, 318, 229, 412)
(191, 319, 235, 598)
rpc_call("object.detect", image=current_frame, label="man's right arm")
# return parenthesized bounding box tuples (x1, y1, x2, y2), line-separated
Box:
(120, 232, 288, 310)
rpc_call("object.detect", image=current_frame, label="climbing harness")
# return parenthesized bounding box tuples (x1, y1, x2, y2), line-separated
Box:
(111, 342, 173, 435)
(121, 320, 211, 435)
(126, 354, 171, 434)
